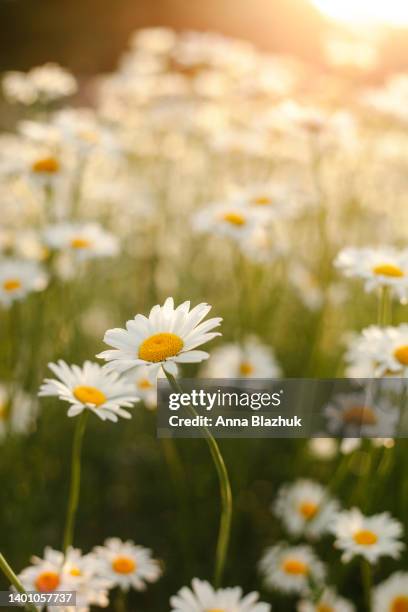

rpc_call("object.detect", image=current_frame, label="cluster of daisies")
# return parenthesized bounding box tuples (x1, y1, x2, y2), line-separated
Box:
(18, 539, 161, 611)
(258, 478, 406, 610)
(18, 297, 276, 611)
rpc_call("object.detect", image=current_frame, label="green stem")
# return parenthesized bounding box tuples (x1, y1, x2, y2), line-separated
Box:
(0, 553, 37, 612)
(63, 410, 89, 553)
(378, 286, 391, 327)
(114, 587, 127, 612)
(164, 371, 232, 588)
(361, 558, 372, 611)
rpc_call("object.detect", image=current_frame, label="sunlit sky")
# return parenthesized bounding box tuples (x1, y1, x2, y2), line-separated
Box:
(311, 0, 408, 26)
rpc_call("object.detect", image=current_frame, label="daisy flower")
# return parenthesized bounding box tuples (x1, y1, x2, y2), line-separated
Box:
(307, 438, 338, 460)
(0, 259, 48, 307)
(372, 572, 408, 612)
(192, 201, 261, 242)
(125, 366, 160, 410)
(3, 63, 77, 105)
(345, 324, 408, 378)
(298, 587, 355, 612)
(335, 247, 408, 302)
(39, 360, 140, 422)
(0, 385, 38, 441)
(274, 479, 340, 539)
(170, 578, 270, 612)
(43, 222, 119, 261)
(97, 297, 222, 378)
(259, 544, 326, 595)
(18, 546, 110, 612)
(331, 508, 404, 563)
(324, 391, 400, 438)
(201, 336, 281, 378)
(93, 537, 162, 592)
(233, 181, 303, 220)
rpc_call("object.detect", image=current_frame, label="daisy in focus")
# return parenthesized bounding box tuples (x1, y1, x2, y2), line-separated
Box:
(98, 297, 222, 378)
(372, 572, 408, 612)
(43, 223, 120, 261)
(201, 336, 281, 378)
(345, 324, 408, 377)
(298, 587, 355, 612)
(335, 247, 408, 302)
(39, 360, 140, 422)
(93, 537, 162, 592)
(331, 508, 404, 563)
(259, 544, 326, 595)
(324, 391, 400, 438)
(0, 259, 48, 307)
(18, 546, 110, 612)
(170, 578, 270, 612)
(274, 479, 339, 539)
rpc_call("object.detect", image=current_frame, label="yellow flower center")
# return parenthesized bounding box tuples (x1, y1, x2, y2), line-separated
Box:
(299, 501, 319, 520)
(391, 596, 408, 612)
(353, 529, 378, 546)
(3, 278, 22, 292)
(394, 345, 408, 366)
(251, 195, 272, 206)
(373, 263, 404, 278)
(222, 212, 246, 226)
(35, 571, 60, 592)
(317, 606, 334, 612)
(139, 333, 184, 363)
(69, 567, 82, 577)
(73, 385, 107, 406)
(207, 609, 226, 612)
(112, 556, 136, 574)
(138, 378, 153, 390)
(70, 237, 92, 249)
(32, 157, 60, 174)
(282, 559, 309, 575)
(342, 405, 377, 426)
(239, 361, 254, 376)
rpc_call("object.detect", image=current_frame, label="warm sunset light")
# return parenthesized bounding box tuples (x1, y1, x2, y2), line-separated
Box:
(311, 0, 408, 26)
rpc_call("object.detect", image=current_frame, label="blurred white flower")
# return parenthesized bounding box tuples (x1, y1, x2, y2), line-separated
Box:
(39, 360, 140, 422)
(98, 297, 222, 379)
(307, 437, 338, 460)
(372, 572, 408, 612)
(0, 385, 38, 440)
(0, 259, 48, 307)
(201, 336, 281, 378)
(274, 479, 339, 539)
(193, 201, 262, 242)
(125, 366, 159, 410)
(324, 391, 400, 438)
(93, 537, 161, 592)
(335, 247, 408, 302)
(170, 578, 270, 612)
(43, 222, 120, 260)
(331, 508, 404, 563)
(345, 324, 408, 377)
(259, 544, 326, 594)
(298, 587, 355, 612)
(3, 63, 77, 105)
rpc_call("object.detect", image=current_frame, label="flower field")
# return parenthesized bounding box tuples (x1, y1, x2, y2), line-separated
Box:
(0, 26, 407, 612)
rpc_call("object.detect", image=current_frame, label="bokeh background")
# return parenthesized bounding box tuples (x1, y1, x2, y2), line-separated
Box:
(1, 1, 408, 610)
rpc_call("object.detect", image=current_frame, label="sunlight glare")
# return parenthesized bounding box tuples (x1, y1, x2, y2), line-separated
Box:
(311, 0, 408, 26)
